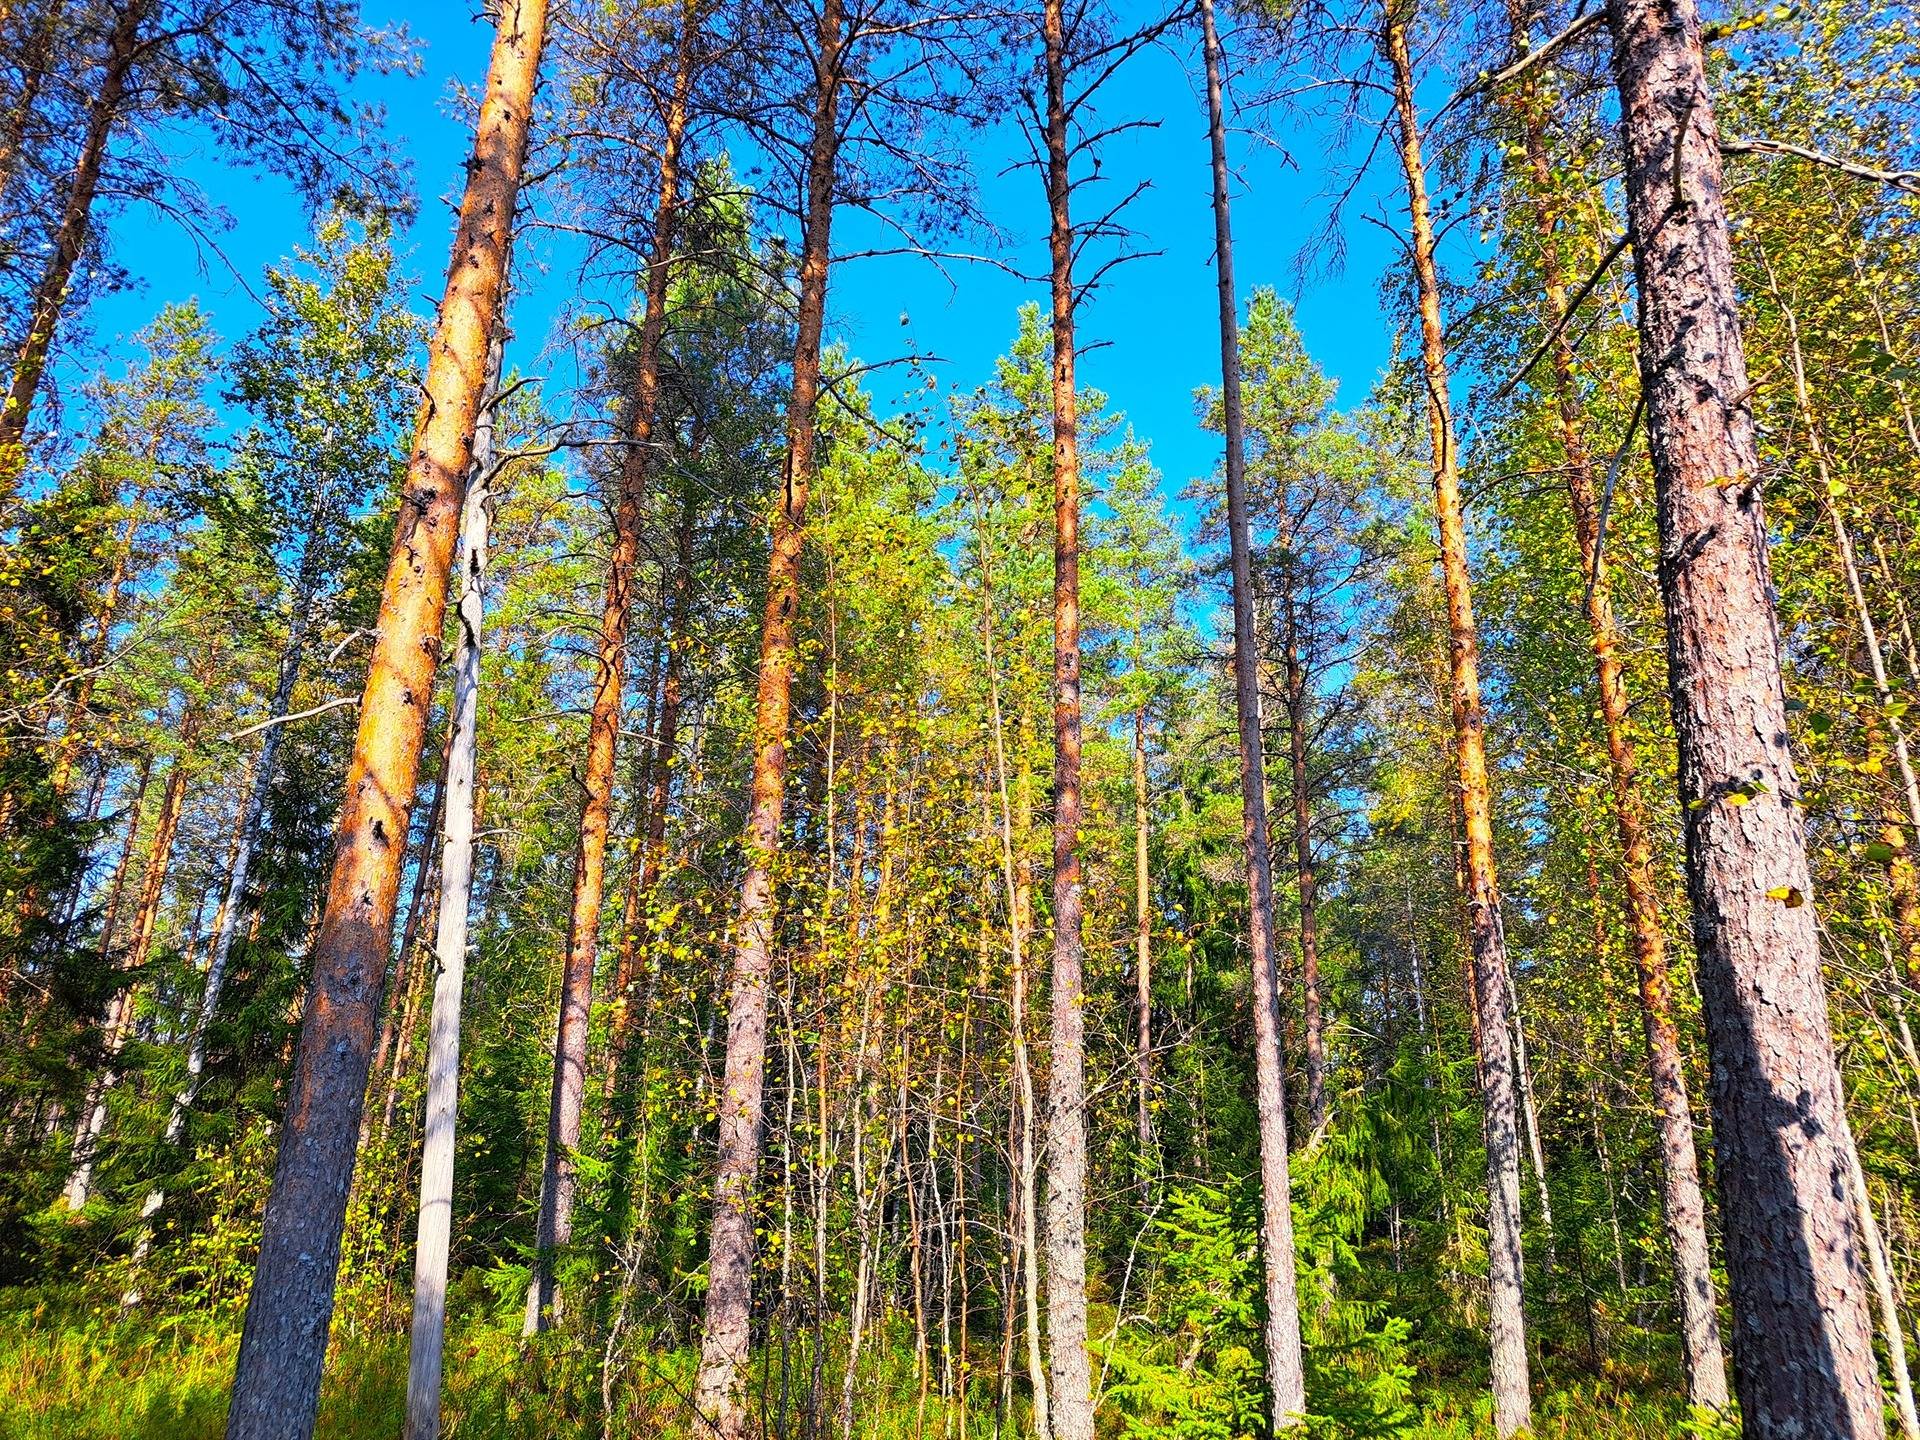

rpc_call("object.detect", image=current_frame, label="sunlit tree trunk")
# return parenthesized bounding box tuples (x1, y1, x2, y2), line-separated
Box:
(1602, 0, 1884, 1431)
(527, 0, 695, 1333)
(692, 0, 844, 1427)
(1383, 8, 1530, 1430)
(224, 4, 547, 1433)
(1498, 2, 1728, 1397)
(1199, 0, 1307, 1424)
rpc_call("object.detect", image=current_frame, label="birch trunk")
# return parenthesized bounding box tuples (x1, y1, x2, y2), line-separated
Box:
(403, 335, 498, 1440)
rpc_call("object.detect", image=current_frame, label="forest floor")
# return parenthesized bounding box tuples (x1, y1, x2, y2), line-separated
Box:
(0, 1299, 1724, 1440)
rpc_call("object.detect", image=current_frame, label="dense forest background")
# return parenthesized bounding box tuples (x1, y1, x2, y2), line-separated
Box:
(0, 0, 1917, 1436)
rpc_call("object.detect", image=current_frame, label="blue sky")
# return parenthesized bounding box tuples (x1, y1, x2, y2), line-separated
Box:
(76, 4, 1406, 505)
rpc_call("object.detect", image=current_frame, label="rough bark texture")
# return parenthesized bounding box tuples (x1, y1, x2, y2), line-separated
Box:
(0, 0, 145, 506)
(1200, 0, 1308, 1424)
(1498, 11, 1729, 1397)
(526, 0, 694, 1332)
(1603, 0, 1885, 1431)
(1384, 11, 1531, 1432)
(691, 0, 843, 1428)
(223, 5, 546, 1434)
(1041, 1, 1093, 1432)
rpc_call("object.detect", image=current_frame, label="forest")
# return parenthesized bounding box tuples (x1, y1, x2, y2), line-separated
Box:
(0, 0, 1916, 1435)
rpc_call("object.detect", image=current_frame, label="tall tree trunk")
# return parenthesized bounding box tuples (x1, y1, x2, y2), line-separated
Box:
(1040, 2, 1093, 1431)
(1133, 704, 1153, 1162)
(404, 338, 498, 1440)
(224, 4, 546, 1433)
(527, 0, 694, 1333)
(1383, 9, 1530, 1431)
(1603, 0, 1884, 1431)
(0, 0, 145, 506)
(1500, 0, 1728, 1400)
(1199, 0, 1308, 1424)
(692, 0, 843, 1427)
(1282, 587, 1325, 1134)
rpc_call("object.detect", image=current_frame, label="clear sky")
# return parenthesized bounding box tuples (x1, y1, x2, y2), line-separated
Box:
(75, 4, 1406, 504)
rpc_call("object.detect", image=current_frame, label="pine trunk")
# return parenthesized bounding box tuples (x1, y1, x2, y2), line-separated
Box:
(1200, 0, 1308, 1424)
(1603, 0, 1884, 1430)
(691, 0, 843, 1427)
(1384, 11, 1531, 1431)
(0, 0, 145, 504)
(527, 0, 695, 1332)
(1041, 2, 1093, 1431)
(224, 5, 546, 1433)
(1605, 0, 1889, 1436)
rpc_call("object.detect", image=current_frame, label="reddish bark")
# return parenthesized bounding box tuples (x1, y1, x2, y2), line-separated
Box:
(0, 0, 146, 507)
(1604, 0, 1884, 1428)
(692, 0, 845, 1427)
(224, 4, 547, 1433)
(526, 0, 697, 1330)
(1384, 9, 1530, 1430)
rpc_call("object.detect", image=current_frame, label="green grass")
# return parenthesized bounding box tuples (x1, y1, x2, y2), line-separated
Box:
(0, 1304, 1720, 1440)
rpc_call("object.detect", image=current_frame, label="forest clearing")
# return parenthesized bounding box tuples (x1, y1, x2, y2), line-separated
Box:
(0, 0, 1916, 1435)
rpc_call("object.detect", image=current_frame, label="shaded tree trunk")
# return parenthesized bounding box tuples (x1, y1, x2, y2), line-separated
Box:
(66, 698, 201, 1208)
(224, 4, 547, 1433)
(1200, 0, 1308, 1424)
